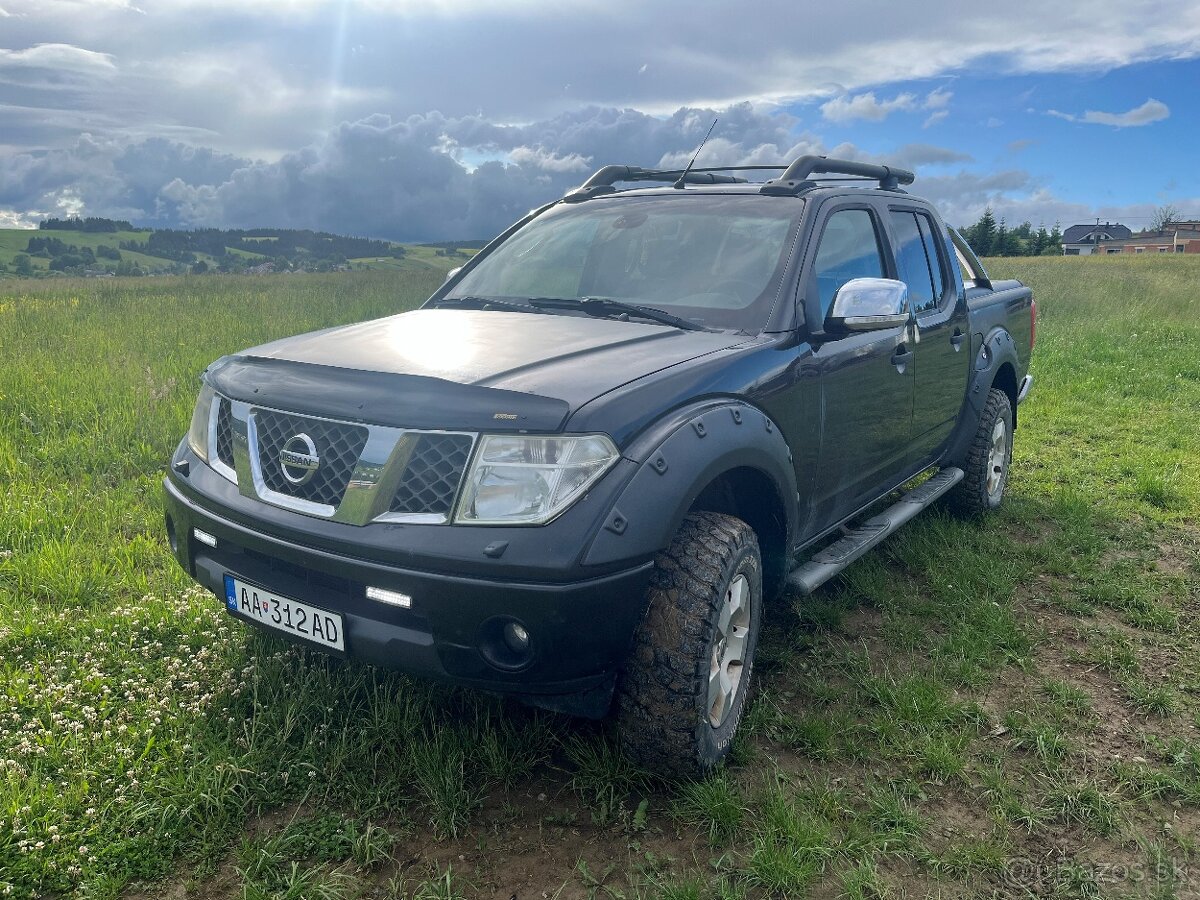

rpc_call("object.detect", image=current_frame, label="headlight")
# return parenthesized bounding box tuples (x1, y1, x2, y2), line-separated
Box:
(187, 384, 216, 463)
(455, 434, 619, 525)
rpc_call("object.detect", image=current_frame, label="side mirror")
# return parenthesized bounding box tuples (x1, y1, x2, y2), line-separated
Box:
(444, 266, 463, 282)
(826, 278, 910, 332)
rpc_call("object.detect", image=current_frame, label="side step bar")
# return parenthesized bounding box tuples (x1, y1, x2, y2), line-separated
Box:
(787, 467, 964, 595)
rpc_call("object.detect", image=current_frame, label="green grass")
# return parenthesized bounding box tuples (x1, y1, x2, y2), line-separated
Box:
(0, 255, 1198, 898)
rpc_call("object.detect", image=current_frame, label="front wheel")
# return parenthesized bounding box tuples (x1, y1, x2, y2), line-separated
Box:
(949, 387, 1014, 515)
(616, 512, 762, 777)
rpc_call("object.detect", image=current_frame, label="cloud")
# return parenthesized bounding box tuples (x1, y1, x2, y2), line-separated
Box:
(0, 43, 116, 77)
(821, 87, 951, 125)
(1046, 97, 1170, 127)
(888, 143, 972, 167)
(1007, 138, 1035, 154)
(820, 91, 918, 123)
(507, 146, 592, 173)
(924, 87, 952, 109)
(4, 1, 1200, 159)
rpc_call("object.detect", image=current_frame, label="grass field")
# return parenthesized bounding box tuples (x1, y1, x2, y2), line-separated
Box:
(0, 257, 1197, 899)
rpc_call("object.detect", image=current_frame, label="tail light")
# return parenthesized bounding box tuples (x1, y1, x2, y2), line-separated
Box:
(1030, 300, 1037, 349)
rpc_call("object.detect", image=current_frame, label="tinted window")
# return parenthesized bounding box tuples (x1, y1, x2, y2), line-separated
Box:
(915, 214, 947, 310)
(890, 211, 935, 313)
(813, 209, 885, 318)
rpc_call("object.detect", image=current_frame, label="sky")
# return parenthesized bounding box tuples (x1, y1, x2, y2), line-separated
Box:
(1, 0, 1198, 241)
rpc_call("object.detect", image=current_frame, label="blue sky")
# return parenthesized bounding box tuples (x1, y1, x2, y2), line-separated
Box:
(0, 0, 1197, 239)
(801, 59, 1194, 225)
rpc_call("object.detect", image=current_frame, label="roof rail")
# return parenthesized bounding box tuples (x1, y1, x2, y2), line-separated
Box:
(760, 155, 914, 195)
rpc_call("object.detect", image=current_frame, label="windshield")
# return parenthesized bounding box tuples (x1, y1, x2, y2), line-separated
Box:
(446, 194, 802, 331)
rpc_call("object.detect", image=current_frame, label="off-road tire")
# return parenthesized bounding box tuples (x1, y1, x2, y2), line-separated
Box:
(949, 387, 1013, 515)
(616, 512, 762, 777)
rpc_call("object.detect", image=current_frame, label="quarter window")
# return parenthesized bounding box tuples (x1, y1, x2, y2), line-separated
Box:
(813, 209, 885, 318)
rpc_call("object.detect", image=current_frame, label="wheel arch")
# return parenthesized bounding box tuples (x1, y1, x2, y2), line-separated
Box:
(688, 466, 789, 601)
(944, 327, 1021, 467)
(581, 399, 798, 590)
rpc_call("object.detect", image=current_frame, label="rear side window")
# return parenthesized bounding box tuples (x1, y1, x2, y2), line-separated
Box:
(890, 211, 934, 313)
(890, 210, 950, 314)
(915, 214, 947, 308)
(813, 209, 885, 318)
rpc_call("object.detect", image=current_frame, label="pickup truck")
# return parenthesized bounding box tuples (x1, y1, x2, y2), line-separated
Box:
(164, 155, 1034, 775)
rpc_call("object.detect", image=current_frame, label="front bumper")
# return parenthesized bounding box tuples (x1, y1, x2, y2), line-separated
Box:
(163, 473, 653, 717)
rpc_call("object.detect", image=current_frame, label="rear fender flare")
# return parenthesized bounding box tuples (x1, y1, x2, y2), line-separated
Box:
(582, 400, 798, 567)
(945, 325, 1020, 465)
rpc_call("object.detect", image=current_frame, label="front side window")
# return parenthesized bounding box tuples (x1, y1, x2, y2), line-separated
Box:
(447, 195, 802, 331)
(812, 208, 885, 319)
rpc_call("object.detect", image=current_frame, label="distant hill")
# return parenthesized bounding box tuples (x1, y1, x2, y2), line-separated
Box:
(0, 224, 474, 279)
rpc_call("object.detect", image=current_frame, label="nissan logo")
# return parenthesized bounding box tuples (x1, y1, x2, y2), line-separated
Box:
(279, 433, 320, 486)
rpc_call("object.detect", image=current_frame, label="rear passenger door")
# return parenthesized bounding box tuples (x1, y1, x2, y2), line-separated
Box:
(887, 207, 969, 457)
(805, 203, 915, 527)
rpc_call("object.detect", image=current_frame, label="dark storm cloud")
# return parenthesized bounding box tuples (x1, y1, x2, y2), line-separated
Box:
(2, 104, 823, 240)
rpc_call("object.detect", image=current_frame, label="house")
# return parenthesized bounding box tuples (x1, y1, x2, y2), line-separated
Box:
(1061, 222, 1132, 255)
(1110, 228, 1200, 254)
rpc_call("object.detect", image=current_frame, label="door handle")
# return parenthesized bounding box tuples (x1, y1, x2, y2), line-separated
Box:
(891, 345, 913, 368)
(950, 329, 966, 351)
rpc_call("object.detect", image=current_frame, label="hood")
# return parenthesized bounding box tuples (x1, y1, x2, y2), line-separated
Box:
(210, 309, 751, 433)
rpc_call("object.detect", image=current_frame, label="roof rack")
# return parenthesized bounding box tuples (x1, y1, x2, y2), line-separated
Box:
(759, 155, 914, 195)
(563, 165, 787, 202)
(562, 155, 915, 202)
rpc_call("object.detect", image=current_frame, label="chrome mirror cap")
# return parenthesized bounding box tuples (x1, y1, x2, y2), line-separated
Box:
(827, 278, 910, 332)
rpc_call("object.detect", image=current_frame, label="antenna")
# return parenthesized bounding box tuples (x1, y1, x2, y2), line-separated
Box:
(674, 117, 718, 189)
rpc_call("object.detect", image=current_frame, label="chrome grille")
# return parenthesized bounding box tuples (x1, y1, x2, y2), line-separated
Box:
(390, 433, 474, 515)
(253, 410, 368, 507)
(215, 398, 235, 469)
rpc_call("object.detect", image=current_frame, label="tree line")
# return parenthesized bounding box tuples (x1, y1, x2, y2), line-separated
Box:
(119, 228, 406, 266)
(959, 209, 1062, 257)
(38, 216, 138, 233)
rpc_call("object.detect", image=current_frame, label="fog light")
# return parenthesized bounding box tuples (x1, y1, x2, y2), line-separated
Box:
(193, 528, 217, 548)
(366, 586, 413, 609)
(503, 621, 530, 653)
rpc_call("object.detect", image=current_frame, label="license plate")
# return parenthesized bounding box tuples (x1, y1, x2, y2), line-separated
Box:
(223, 574, 345, 652)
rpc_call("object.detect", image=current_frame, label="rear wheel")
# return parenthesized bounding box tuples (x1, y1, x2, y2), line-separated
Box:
(616, 512, 762, 777)
(950, 388, 1013, 515)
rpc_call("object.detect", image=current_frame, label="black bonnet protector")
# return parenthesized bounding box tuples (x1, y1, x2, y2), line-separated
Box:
(207, 356, 571, 433)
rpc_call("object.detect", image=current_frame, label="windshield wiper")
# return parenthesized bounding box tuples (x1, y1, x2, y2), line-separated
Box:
(528, 297, 711, 332)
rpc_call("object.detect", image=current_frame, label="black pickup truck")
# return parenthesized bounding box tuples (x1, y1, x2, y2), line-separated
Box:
(164, 155, 1034, 774)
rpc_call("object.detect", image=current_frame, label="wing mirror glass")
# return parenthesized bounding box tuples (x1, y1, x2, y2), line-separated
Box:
(826, 278, 910, 332)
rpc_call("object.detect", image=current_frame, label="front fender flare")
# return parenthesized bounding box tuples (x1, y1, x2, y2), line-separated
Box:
(582, 400, 797, 567)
